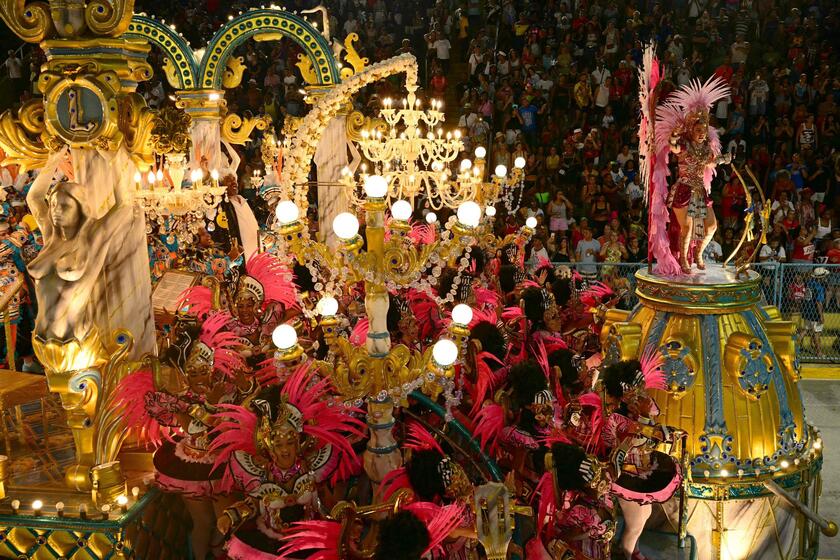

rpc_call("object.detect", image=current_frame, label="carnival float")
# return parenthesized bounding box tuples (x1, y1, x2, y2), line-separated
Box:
(0, 1, 831, 559)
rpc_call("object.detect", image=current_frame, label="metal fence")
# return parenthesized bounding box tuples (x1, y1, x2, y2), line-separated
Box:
(545, 261, 840, 364)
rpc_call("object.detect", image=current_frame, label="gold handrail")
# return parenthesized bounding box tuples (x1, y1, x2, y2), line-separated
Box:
(0, 277, 24, 372)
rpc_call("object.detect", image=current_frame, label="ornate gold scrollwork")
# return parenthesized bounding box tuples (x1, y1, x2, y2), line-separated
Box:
(162, 57, 181, 89)
(118, 92, 156, 167)
(340, 32, 368, 80)
(0, 0, 54, 43)
(345, 110, 386, 142)
(0, 99, 50, 171)
(150, 104, 192, 155)
(84, 0, 134, 37)
(724, 332, 776, 400)
(765, 320, 801, 382)
(220, 112, 272, 145)
(295, 53, 318, 85)
(221, 56, 246, 89)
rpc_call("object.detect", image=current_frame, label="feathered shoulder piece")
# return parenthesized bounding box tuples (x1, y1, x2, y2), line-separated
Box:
(197, 311, 244, 378)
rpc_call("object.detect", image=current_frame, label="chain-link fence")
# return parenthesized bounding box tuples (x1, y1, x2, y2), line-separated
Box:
(548, 261, 840, 364)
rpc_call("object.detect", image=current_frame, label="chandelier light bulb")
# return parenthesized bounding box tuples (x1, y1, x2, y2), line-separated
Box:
(495, 165, 507, 178)
(433, 339, 458, 367)
(460, 159, 472, 172)
(526, 216, 538, 229)
(457, 201, 482, 228)
(474, 146, 487, 159)
(425, 212, 438, 224)
(390, 199, 413, 221)
(210, 169, 219, 181)
(486, 206, 497, 217)
(275, 200, 300, 224)
(451, 304, 473, 326)
(190, 169, 202, 183)
(333, 212, 360, 240)
(272, 324, 298, 350)
(31, 500, 43, 512)
(133, 171, 141, 183)
(364, 174, 388, 198)
(514, 156, 526, 169)
(155, 169, 164, 182)
(316, 296, 339, 317)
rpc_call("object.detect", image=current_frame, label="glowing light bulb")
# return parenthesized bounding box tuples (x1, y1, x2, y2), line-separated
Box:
(460, 159, 472, 172)
(272, 324, 298, 350)
(147, 171, 156, 184)
(814, 440, 823, 450)
(55, 502, 64, 513)
(495, 165, 507, 178)
(720, 469, 729, 477)
(474, 146, 487, 159)
(208, 92, 220, 101)
(781, 460, 790, 469)
(316, 296, 339, 317)
(526, 216, 538, 229)
(31, 500, 42, 512)
(390, 199, 413, 221)
(457, 201, 482, 228)
(131, 487, 140, 498)
(210, 169, 219, 182)
(333, 212, 360, 240)
(133, 171, 141, 183)
(364, 174, 388, 198)
(190, 169, 202, 183)
(486, 206, 497, 217)
(155, 169, 163, 182)
(116, 495, 128, 506)
(425, 212, 438, 224)
(275, 200, 300, 224)
(433, 339, 458, 367)
(451, 304, 473, 326)
(514, 156, 526, 169)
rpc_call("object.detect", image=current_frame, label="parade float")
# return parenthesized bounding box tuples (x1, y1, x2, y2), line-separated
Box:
(0, 1, 833, 558)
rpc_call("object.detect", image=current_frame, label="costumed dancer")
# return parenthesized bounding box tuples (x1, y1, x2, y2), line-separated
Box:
(113, 312, 250, 560)
(379, 422, 477, 558)
(528, 442, 616, 560)
(209, 362, 366, 560)
(638, 44, 732, 275)
(601, 353, 682, 560)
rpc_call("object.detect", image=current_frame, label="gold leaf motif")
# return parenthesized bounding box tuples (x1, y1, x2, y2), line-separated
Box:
(341, 32, 368, 79)
(150, 105, 192, 155)
(0, 0, 54, 43)
(345, 110, 385, 142)
(118, 92, 155, 167)
(220, 113, 271, 145)
(162, 56, 180, 89)
(221, 56, 246, 90)
(295, 53, 318, 85)
(85, 0, 135, 37)
(0, 99, 48, 171)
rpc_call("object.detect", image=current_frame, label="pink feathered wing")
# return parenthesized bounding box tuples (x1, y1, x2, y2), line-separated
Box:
(640, 344, 667, 390)
(111, 368, 170, 448)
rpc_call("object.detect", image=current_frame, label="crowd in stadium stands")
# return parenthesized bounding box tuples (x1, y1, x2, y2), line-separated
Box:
(0, 0, 839, 325)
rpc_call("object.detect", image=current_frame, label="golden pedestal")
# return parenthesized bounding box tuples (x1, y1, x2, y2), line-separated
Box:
(602, 265, 824, 560)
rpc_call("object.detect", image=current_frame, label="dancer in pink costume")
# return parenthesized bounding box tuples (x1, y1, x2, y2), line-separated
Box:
(639, 45, 732, 275)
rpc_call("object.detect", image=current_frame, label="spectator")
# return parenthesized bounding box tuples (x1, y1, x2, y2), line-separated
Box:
(575, 227, 601, 277)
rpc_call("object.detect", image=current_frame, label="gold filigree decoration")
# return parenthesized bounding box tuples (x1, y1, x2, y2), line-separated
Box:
(118, 92, 155, 167)
(85, 0, 135, 37)
(150, 105, 191, 155)
(162, 56, 180, 89)
(220, 113, 271, 145)
(340, 32, 368, 80)
(330, 338, 423, 402)
(295, 53, 318, 85)
(221, 56, 246, 90)
(0, 99, 49, 171)
(345, 110, 386, 142)
(0, 0, 54, 43)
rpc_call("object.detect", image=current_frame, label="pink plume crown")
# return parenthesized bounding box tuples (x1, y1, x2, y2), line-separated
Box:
(239, 252, 299, 309)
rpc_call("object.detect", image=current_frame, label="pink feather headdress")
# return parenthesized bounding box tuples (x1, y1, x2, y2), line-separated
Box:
(177, 285, 214, 318)
(380, 421, 443, 500)
(639, 344, 666, 391)
(196, 311, 244, 378)
(210, 362, 366, 489)
(578, 281, 614, 309)
(276, 502, 464, 560)
(238, 252, 299, 310)
(111, 368, 173, 448)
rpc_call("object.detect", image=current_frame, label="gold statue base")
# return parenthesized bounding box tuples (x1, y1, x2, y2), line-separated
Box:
(602, 264, 827, 560)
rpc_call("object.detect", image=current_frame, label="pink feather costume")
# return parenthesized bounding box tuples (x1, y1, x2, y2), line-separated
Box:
(113, 312, 248, 498)
(639, 42, 730, 276)
(208, 363, 366, 560)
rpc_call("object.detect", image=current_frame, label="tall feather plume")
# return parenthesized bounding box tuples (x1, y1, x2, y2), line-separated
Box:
(198, 311, 245, 378)
(243, 252, 300, 310)
(380, 466, 412, 500)
(405, 421, 443, 454)
(579, 281, 614, 309)
(111, 368, 170, 448)
(468, 351, 507, 416)
(638, 42, 661, 206)
(277, 519, 341, 560)
(534, 472, 557, 537)
(640, 344, 667, 390)
(473, 403, 505, 453)
(176, 285, 214, 318)
(403, 502, 465, 557)
(208, 403, 259, 492)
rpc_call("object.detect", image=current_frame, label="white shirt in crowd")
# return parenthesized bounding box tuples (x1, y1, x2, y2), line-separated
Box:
(759, 243, 786, 264)
(433, 38, 452, 60)
(591, 66, 611, 86)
